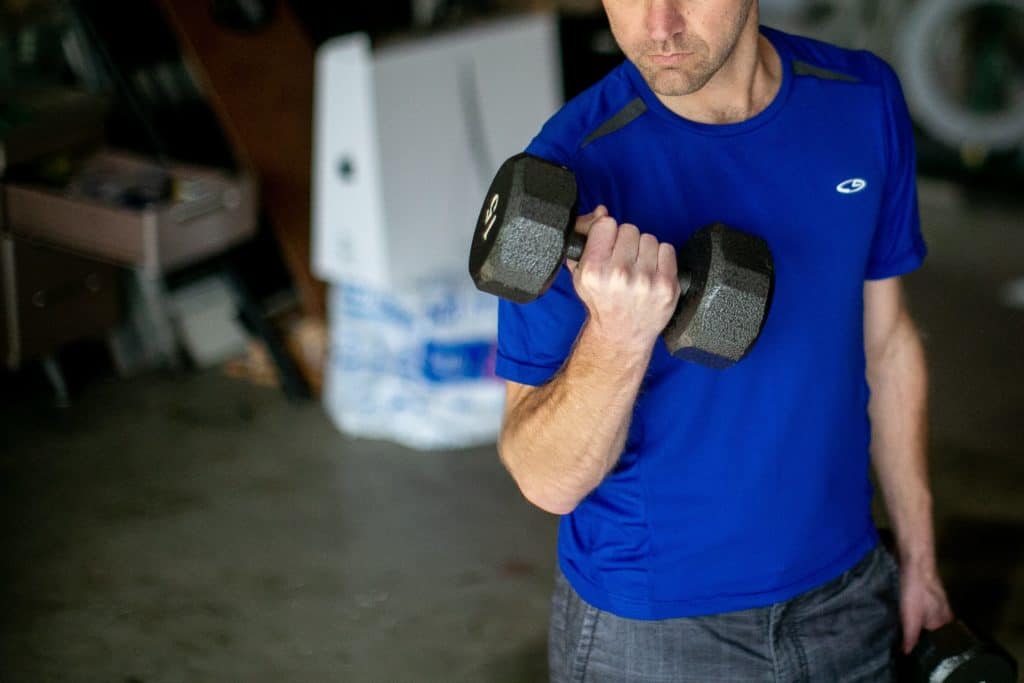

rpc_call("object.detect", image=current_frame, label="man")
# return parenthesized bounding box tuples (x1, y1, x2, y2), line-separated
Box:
(494, 1, 953, 680)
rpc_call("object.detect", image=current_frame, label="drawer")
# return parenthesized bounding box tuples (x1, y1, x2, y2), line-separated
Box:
(4, 149, 257, 272)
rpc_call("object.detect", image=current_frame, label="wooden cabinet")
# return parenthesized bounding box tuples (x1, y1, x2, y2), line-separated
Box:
(0, 233, 120, 369)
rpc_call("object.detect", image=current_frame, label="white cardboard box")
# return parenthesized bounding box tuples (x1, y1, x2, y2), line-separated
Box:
(311, 13, 562, 288)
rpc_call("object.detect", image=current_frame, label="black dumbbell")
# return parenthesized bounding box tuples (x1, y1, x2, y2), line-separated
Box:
(468, 152, 774, 369)
(903, 620, 1018, 683)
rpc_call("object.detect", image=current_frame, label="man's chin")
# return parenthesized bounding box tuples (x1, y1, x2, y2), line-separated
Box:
(646, 68, 701, 97)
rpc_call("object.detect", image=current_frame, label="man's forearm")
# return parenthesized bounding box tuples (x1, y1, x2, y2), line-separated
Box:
(866, 313, 937, 567)
(499, 321, 654, 515)
(864, 278, 952, 650)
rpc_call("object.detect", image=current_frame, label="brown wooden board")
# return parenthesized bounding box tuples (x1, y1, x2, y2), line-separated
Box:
(157, 0, 326, 318)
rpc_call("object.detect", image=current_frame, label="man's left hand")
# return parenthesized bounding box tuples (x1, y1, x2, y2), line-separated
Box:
(898, 560, 954, 653)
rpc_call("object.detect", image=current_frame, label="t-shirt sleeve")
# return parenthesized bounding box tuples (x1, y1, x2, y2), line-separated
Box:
(494, 128, 590, 386)
(865, 61, 928, 280)
(496, 268, 587, 385)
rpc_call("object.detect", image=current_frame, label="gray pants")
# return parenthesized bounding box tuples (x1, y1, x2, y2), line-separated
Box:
(549, 545, 901, 682)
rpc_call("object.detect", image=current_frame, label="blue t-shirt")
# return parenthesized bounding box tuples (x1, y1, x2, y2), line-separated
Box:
(495, 27, 926, 619)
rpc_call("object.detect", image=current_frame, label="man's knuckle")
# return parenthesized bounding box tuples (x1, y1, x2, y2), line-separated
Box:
(609, 264, 632, 285)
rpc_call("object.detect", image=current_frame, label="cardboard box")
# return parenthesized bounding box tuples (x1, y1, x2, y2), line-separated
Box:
(311, 13, 562, 288)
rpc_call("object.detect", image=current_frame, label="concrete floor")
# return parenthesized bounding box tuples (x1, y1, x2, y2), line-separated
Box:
(1, 179, 1022, 682)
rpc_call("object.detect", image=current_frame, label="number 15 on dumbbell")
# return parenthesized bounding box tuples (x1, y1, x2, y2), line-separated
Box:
(468, 153, 775, 369)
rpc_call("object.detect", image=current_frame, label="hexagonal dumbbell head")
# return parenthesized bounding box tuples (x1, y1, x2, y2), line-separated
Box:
(663, 224, 774, 369)
(910, 620, 1018, 683)
(469, 153, 578, 303)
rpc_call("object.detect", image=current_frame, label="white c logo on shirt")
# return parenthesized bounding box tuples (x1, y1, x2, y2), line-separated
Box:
(836, 178, 868, 194)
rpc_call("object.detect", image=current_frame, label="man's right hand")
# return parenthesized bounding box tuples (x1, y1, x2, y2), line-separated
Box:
(568, 205, 682, 354)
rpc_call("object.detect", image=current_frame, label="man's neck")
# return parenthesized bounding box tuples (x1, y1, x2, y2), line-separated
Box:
(657, 26, 783, 125)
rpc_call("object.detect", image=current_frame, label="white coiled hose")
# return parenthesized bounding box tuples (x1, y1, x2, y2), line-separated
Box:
(897, 0, 1024, 150)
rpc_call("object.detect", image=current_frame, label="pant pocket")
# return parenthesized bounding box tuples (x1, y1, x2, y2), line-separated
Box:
(549, 572, 601, 683)
(877, 547, 902, 610)
(568, 602, 599, 683)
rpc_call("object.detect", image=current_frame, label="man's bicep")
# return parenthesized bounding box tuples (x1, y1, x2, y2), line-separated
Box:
(503, 380, 547, 432)
(498, 381, 543, 470)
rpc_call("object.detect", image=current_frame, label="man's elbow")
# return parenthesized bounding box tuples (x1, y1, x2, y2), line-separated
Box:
(498, 438, 578, 516)
(519, 481, 577, 516)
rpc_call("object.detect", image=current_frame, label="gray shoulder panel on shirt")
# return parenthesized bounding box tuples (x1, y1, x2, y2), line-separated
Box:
(792, 59, 861, 83)
(579, 97, 648, 150)
(575, 60, 859, 151)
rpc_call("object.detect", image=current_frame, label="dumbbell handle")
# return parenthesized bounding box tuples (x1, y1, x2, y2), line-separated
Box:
(564, 231, 693, 296)
(564, 232, 586, 262)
